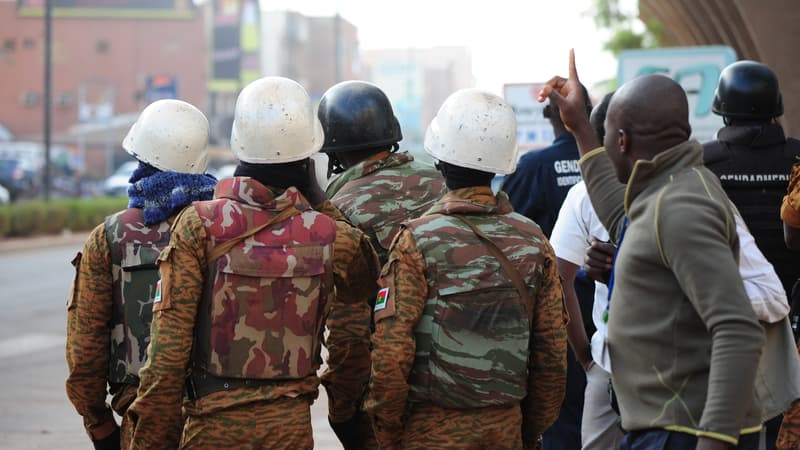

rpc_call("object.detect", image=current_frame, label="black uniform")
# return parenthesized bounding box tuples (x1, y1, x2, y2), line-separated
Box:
(704, 123, 800, 294)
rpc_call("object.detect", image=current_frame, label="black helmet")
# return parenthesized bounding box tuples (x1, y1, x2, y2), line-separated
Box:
(317, 81, 402, 153)
(712, 60, 783, 120)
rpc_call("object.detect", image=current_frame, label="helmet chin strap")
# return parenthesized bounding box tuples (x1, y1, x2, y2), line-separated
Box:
(327, 154, 346, 178)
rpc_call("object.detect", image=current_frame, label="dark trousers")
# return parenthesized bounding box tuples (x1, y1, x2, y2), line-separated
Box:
(621, 429, 760, 450)
(541, 346, 585, 450)
(764, 414, 782, 450)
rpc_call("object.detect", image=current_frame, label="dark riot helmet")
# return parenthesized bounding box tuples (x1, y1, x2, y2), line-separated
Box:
(317, 80, 402, 154)
(712, 60, 783, 121)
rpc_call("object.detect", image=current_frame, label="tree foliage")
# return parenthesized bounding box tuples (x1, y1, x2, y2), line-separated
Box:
(591, 0, 662, 56)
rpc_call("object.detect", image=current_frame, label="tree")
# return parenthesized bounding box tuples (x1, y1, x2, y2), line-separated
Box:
(590, 0, 662, 56)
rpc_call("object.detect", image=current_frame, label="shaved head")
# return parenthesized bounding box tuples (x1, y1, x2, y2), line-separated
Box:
(603, 75, 692, 182)
(609, 74, 691, 146)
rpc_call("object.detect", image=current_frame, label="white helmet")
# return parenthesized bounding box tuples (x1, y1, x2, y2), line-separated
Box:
(123, 99, 210, 174)
(230, 76, 324, 164)
(424, 88, 518, 174)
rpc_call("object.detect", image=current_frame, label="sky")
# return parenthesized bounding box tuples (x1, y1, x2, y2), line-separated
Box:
(256, 0, 635, 96)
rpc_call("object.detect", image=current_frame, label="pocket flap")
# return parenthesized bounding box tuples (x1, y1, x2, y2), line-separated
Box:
(121, 243, 163, 271)
(220, 244, 326, 278)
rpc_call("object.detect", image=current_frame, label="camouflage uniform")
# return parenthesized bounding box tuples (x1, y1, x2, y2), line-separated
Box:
(326, 151, 446, 264)
(778, 164, 800, 450)
(126, 177, 377, 449)
(782, 163, 800, 228)
(364, 186, 568, 450)
(66, 207, 171, 448)
(315, 201, 381, 426)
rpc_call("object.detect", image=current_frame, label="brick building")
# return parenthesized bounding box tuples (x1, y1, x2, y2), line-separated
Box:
(0, 0, 207, 176)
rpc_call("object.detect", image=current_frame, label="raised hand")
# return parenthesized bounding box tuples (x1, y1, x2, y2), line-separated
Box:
(538, 50, 601, 154)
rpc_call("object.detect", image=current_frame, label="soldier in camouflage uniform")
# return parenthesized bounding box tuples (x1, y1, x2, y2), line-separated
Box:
(778, 163, 800, 450)
(125, 76, 379, 450)
(365, 89, 568, 450)
(66, 99, 216, 450)
(318, 80, 446, 264)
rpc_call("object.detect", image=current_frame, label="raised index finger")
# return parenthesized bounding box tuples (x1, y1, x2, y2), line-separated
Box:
(569, 48, 580, 83)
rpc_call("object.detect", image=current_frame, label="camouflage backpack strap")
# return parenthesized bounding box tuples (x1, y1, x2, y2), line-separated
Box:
(452, 214, 533, 323)
(206, 206, 301, 264)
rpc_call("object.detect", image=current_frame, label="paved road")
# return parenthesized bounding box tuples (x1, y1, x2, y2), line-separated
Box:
(0, 238, 341, 449)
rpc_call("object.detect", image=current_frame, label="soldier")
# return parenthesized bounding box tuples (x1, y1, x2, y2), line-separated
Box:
(318, 80, 446, 264)
(704, 60, 800, 295)
(778, 163, 800, 450)
(703, 61, 800, 449)
(125, 76, 379, 449)
(365, 88, 567, 450)
(66, 99, 216, 450)
(784, 163, 800, 250)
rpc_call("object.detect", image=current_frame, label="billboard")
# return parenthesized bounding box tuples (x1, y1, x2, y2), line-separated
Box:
(208, 0, 261, 92)
(17, 0, 195, 19)
(618, 46, 737, 143)
(145, 75, 179, 103)
(503, 83, 554, 151)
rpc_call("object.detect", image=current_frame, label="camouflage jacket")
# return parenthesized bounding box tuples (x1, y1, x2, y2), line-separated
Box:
(66, 210, 170, 441)
(326, 151, 446, 264)
(364, 187, 567, 449)
(782, 163, 800, 228)
(126, 178, 372, 448)
(316, 200, 381, 422)
(106, 208, 171, 385)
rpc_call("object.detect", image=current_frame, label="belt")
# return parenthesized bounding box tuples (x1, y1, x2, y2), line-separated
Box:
(186, 371, 281, 400)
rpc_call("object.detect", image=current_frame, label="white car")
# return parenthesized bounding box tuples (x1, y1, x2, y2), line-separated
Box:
(0, 184, 9, 204)
(103, 161, 138, 197)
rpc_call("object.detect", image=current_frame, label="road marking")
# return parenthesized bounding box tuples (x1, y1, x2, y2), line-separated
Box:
(0, 333, 64, 359)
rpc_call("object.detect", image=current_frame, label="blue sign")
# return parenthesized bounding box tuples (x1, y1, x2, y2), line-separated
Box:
(145, 75, 179, 102)
(618, 46, 737, 143)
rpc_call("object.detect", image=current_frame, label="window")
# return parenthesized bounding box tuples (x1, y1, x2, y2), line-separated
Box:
(3, 39, 15, 52)
(96, 40, 109, 54)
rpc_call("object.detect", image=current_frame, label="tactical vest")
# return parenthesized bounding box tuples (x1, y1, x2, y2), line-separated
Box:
(105, 208, 172, 385)
(330, 154, 445, 264)
(406, 212, 546, 409)
(191, 199, 335, 384)
(705, 136, 800, 294)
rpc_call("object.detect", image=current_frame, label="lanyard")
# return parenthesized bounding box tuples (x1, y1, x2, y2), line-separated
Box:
(603, 216, 629, 324)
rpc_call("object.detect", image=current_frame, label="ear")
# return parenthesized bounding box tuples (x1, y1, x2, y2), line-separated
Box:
(618, 129, 628, 154)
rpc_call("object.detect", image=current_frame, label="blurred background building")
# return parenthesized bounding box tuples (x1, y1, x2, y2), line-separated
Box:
(362, 46, 475, 156)
(0, 0, 206, 181)
(0, 0, 797, 201)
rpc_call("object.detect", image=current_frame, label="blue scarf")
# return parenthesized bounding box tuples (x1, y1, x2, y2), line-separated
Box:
(127, 162, 217, 225)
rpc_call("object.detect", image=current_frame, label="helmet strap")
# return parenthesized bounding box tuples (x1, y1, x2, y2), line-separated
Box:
(327, 154, 346, 177)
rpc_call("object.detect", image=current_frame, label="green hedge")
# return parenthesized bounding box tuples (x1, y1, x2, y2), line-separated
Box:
(0, 197, 128, 238)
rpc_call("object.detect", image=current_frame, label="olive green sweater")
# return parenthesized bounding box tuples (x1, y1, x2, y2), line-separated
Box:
(580, 140, 764, 444)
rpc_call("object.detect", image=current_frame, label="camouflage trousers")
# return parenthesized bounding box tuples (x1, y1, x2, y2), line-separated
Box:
(779, 399, 800, 450)
(180, 396, 313, 450)
(401, 402, 522, 450)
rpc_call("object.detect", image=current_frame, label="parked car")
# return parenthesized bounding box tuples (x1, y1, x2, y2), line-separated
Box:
(0, 184, 9, 204)
(103, 161, 138, 197)
(0, 157, 40, 201)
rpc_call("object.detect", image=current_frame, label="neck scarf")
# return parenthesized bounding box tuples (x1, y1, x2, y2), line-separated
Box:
(127, 162, 217, 225)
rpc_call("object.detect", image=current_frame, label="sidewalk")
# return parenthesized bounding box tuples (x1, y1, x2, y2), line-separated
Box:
(0, 230, 90, 254)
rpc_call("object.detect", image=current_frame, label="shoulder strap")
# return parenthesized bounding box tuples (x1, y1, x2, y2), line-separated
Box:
(453, 214, 533, 322)
(207, 206, 301, 264)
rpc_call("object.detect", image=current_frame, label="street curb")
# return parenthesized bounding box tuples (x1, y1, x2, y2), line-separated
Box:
(0, 231, 90, 254)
